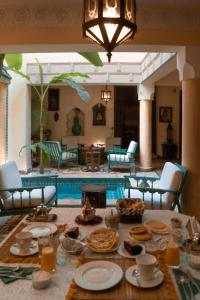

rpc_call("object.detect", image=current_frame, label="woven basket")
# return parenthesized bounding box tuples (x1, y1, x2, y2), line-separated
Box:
(116, 198, 144, 224)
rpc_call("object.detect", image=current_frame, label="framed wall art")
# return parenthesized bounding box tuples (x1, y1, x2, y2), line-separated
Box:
(93, 103, 106, 126)
(48, 88, 59, 111)
(159, 106, 172, 123)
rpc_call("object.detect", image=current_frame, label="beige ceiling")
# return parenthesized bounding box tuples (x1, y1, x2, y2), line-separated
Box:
(0, 0, 200, 51)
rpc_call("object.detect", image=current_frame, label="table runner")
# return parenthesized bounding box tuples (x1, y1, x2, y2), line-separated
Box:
(65, 253, 179, 300)
(0, 223, 66, 264)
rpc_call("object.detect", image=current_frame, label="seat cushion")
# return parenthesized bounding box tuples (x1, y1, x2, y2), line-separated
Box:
(3, 186, 56, 209)
(127, 141, 137, 158)
(107, 154, 130, 162)
(159, 162, 183, 206)
(62, 152, 77, 160)
(0, 161, 22, 200)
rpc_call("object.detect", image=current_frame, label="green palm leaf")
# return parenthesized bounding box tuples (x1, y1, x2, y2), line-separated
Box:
(65, 78, 90, 102)
(5, 54, 23, 70)
(50, 72, 89, 84)
(79, 52, 103, 67)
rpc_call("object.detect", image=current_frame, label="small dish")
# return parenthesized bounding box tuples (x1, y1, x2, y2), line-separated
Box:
(22, 223, 57, 238)
(117, 242, 145, 258)
(32, 270, 51, 289)
(10, 240, 38, 256)
(125, 265, 164, 288)
(61, 237, 84, 255)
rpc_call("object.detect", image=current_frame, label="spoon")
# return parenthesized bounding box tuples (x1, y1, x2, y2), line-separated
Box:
(132, 268, 140, 287)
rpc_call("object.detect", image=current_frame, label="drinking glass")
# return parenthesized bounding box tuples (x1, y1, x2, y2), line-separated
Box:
(105, 208, 119, 230)
(41, 246, 56, 272)
(165, 239, 180, 268)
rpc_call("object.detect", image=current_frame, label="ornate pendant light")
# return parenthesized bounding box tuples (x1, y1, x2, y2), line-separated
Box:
(83, 0, 137, 62)
(101, 86, 111, 103)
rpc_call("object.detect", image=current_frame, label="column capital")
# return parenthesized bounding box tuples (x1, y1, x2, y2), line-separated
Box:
(137, 84, 155, 101)
(177, 46, 200, 81)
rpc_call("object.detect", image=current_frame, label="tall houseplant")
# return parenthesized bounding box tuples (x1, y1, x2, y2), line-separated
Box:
(4, 53, 103, 173)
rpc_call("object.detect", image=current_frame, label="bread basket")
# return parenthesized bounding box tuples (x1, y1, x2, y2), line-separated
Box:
(116, 198, 145, 223)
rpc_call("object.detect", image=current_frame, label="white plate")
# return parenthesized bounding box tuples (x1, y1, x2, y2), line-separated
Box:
(10, 240, 38, 257)
(22, 223, 57, 238)
(74, 260, 123, 291)
(125, 265, 164, 288)
(117, 242, 145, 258)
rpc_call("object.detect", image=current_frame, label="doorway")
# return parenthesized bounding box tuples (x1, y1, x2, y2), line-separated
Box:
(114, 86, 139, 148)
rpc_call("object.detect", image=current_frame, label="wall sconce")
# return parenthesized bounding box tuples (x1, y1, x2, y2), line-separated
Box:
(101, 86, 111, 104)
(83, 0, 137, 62)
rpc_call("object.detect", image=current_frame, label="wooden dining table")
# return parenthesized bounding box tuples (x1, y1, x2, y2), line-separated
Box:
(0, 208, 192, 300)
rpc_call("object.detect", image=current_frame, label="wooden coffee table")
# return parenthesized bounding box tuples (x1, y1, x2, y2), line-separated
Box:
(85, 151, 101, 171)
(79, 147, 105, 165)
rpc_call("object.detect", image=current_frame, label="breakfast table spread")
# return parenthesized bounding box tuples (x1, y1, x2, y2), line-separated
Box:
(0, 207, 199, 300)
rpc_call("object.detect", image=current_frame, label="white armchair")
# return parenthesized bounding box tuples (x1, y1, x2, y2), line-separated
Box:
(124, 162, 188, 211)
(0, 161, 57, 216)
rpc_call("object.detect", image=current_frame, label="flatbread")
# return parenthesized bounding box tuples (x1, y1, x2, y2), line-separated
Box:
(145, 220, 167, 230)
(133, 232, 152, 241)
(87, 227, 119, 251)
(128, 226, 147, 235)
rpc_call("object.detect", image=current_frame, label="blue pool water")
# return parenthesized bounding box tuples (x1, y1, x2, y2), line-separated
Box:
(58, 187, 124, 200)
(57, 178, 125, 201)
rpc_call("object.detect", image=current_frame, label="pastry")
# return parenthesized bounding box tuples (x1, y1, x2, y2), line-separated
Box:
(64, 227, 79, 239)
(124, 240, 143, 255)
(129, 225, 147, 235)
(133, 231, 152, 241)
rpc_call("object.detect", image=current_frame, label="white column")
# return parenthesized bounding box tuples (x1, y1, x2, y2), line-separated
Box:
(138, 84, 155, 171)
(177, 46, 200, 218)
(139, 100, 152, 170)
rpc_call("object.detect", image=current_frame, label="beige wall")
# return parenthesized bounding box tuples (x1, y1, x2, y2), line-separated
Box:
(46, 85, 114, 146)
(0, 83, 7, 164)
(156, 86, 180, 157)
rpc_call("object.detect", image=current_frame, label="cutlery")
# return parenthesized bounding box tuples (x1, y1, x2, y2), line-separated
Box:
(132, 268, 140, 287)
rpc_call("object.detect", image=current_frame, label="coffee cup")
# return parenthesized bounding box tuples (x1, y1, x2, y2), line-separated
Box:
(136, 254, 160, 281)
(16, 232, 33, 252)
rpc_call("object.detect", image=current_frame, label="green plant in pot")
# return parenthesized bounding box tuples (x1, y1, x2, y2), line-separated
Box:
(3, 53, 103, 173)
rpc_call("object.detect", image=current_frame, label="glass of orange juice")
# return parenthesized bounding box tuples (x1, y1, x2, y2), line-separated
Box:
(165, 239, 180, 268)
(41, 246, 56, 272)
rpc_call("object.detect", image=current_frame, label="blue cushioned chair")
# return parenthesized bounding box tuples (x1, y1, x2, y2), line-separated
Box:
(107, 140, 138, 172)
(124, 162, 187, 212)
(44, 141, 78, 170)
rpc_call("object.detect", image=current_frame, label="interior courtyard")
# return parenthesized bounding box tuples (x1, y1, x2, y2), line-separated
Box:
(1, 1, 200, 299)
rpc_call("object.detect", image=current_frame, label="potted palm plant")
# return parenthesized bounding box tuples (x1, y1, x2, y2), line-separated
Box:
(3, 53, 103, 173)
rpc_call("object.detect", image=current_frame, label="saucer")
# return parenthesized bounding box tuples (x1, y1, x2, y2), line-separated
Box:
(117, 242, 145, 258)
(125, 265, 164, 288)
(10, 240, 39, 256)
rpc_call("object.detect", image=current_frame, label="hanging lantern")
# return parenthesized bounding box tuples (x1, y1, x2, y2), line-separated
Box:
(83, 0, 137, 62)
(101, 86, 111, 103)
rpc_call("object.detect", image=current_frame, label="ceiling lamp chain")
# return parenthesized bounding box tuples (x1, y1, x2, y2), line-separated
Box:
(83, 0, 137, 62)
(101, 86, 112, 104)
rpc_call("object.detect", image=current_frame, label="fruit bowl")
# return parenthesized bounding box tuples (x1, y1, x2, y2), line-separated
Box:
(116, 198, 145, 223)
